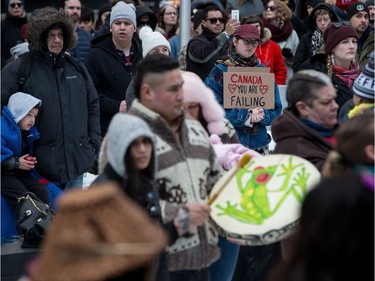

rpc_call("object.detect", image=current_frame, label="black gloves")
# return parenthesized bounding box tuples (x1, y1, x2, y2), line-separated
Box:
(282, 48, 294, 59)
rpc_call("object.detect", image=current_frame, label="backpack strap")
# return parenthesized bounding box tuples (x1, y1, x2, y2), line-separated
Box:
(17, 52, 32, 93)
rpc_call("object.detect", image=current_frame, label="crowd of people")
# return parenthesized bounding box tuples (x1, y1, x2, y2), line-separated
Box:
(1, 0, 374, 281)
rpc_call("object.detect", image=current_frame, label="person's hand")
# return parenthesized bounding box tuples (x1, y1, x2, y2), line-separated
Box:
(119, 100, 127, 113)
(281, 48, 293, 59)
(19, 154, 36, 170)
(250, 107, 265, 123)
(224, 18, 241, 36)
(186, 202, 211, 226)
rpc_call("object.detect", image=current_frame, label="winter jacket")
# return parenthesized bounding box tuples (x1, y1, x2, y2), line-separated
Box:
(301, 53, 353, 110)
(256, 28, 287, 85)
(357, 27, 374, 71)
(205, 63, 282, 150)
(129, 99, 222, 272)
(67, 27, 92, 63)
(1, 106, 39, 167)
(271, 109, 333, 171)
(1, 13, 27, 68)
(85, 36, 143, 135)
(186, 27, 231, 80)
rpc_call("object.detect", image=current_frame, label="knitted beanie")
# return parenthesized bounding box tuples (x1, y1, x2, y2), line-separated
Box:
(182, 71, 227, 135)
(139, 26, 171, 57)
(365, 0, 374, 7)
(110, 2, 136, 28)
(193, 9, 204, 31)
(335, 0, 357, 11)
(352, 52, 374, 100)
(346, 2, 369, 20)
(7, 92, 42, 123)
(324, 24, 358, 55)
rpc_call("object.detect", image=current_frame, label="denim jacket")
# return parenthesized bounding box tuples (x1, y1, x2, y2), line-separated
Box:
(205, 63, 282, 150)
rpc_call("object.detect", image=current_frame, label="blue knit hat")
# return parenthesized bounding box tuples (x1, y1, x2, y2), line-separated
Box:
(352, 52, 375, 100)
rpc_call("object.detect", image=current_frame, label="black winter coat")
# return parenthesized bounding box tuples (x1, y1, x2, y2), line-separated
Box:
(85, 36, 142, 136)
(1, 51, 101, 185)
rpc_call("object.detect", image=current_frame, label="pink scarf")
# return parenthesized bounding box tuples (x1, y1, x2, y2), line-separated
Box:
(333, 62, 360, 89)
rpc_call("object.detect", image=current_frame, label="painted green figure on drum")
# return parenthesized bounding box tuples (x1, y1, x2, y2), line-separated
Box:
(216, 157, 310, 224)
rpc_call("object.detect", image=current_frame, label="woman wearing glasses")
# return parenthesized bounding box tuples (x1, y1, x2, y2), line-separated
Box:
(156, 4, 179, 40)
(1, 0, 27, 68)
(301, 22, 359, 110)
(205, 24, 282, 155)
(261, 0, 299, 79)
(293, 3, 339, 72)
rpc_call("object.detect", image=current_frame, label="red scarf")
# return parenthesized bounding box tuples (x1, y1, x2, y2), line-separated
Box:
(333, 62, 360, 89)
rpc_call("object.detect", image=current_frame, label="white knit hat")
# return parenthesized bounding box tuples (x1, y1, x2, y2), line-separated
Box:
(110, 2, 136, 28)
(139, 26, 171, 57)
(7, 92, 42, 123)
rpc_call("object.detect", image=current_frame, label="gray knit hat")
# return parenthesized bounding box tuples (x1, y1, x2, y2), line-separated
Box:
(110, 2, 136, 28)
(7, 92, 42, 123)
(352, 52, 374, 100)
(106, 113, 155, 177)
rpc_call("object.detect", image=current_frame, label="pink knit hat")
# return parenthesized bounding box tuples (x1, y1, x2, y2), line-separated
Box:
(336, 0, 357, 11)
(182, 71, 227, 135)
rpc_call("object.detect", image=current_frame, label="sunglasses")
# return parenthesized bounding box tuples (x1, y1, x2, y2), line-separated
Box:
(207, 17, 225, 24)
(331, 21, 351, 28)
(10, 2, 22, 8)
(239, 38, 260, 47)
(265, 5, 276, 11)
(138, 20, 151, 27)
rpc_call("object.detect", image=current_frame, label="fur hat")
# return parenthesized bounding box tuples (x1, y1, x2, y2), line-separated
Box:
(106, 113, 155, 178)
(352, 52, 374, 100)
(7, 92, 42, 124)
(28, 7, 76, 52)
(335, 0, 357, 11)
(182, 71, 227, 135)
(139, 26, 171, 57)
(32, 183, 168, 281)
(346, 2, 369, 19)
(110, 1, 136, 28)
(324, 23, 358, 55)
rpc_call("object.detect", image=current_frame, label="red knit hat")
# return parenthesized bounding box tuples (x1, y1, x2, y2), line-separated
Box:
(234, 24, 261, 41)
(323, 23, 358, 55)
(336, 0, 357, 11)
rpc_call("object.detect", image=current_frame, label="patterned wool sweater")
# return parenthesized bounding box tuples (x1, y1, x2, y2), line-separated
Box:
(129, 100, 222, 271)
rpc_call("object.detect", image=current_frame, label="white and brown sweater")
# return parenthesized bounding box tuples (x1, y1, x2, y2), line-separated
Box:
(129, 99, 222, 271)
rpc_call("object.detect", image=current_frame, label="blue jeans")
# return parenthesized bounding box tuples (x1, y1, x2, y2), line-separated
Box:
(209, 236, 240, 281)
(169, 268, 210, 281)
(61, 174, 84, 190)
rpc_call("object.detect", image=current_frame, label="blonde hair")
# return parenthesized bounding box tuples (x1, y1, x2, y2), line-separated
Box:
(264, 0, 292, 28)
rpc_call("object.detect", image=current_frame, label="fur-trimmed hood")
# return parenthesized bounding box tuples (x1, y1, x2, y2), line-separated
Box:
(182, 71, 227, 136)
(261, 27, 272, 45)
(28, 7, 77, 52)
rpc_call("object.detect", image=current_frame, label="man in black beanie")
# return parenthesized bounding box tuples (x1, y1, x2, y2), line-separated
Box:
(1, 7, 101, 189)
(365, 0, 374, 28)
(346, 1, 374, 71)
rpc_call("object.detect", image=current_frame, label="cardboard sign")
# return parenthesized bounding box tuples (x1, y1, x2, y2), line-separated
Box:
(223, 67, 275, 109)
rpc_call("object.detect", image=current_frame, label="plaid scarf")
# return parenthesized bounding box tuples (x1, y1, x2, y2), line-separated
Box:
(217, 46, 259, 67)
(334, 61, 360, 89)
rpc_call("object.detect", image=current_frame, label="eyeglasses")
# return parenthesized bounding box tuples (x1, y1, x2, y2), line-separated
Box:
(331, 21, 351, 28)
(138, 20, 151, 27)
(165, 11, 178, 16)
(10, 2, 22, 8)
(265, 6, 276, 11)
(239, 38, 260, 47)
(207, 17, 225, 24)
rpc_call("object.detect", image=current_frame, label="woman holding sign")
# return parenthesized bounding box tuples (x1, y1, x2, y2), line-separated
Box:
(205, 24, 282, 155)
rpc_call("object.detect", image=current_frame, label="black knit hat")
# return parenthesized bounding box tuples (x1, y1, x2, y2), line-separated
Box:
(346, 2, 369, 20)
(352, 52, 374, 100)
(193, 9, 204, 31)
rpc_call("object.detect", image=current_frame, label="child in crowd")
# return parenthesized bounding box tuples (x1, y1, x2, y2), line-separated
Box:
(1, 92, 49, 213)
